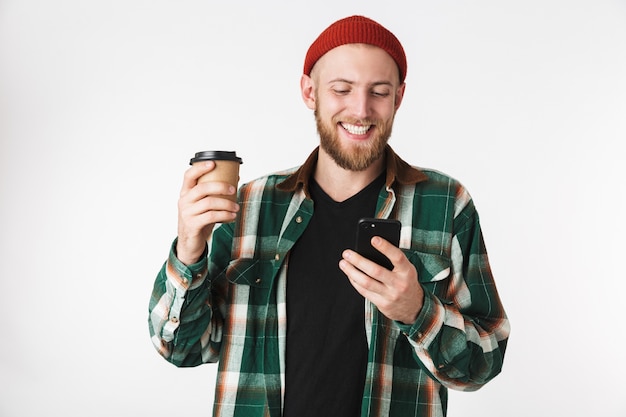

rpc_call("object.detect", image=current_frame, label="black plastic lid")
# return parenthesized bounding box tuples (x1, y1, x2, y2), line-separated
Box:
(189, 151, 243, 165)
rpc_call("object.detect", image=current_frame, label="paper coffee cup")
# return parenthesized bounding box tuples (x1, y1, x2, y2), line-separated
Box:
(189, 151, 243, 202)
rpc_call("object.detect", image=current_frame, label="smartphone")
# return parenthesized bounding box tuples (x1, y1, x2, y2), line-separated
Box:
(355, 218, 401, 270)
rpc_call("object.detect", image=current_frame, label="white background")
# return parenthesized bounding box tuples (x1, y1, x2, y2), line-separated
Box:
(1, 1, 625, 416)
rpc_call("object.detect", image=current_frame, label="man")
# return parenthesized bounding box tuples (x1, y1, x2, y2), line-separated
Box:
(149, 15, 510, 417)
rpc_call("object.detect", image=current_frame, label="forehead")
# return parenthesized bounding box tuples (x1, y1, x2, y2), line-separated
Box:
(312, 43, 400, 84)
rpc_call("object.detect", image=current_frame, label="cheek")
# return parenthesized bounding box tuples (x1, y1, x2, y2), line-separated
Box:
(376, 105, 397, 123)
(316, 94, 344, 115)
(376, 99, 398, 116)
(317, 107, 342, 126)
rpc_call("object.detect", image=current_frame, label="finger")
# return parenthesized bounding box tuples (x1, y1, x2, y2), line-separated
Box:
(181, 181, 238, 208)
(180, 161, 216, 195)
(179, 192, 240, 235)
(178, 196, 239, 246)
(342, 249, 390, 283)
(339, 259, 389, 306)
(185, 207, 238, 229)
(370, 236, 408, 271)
(339, 256, 386, 291)
(196, 181, 238, 202)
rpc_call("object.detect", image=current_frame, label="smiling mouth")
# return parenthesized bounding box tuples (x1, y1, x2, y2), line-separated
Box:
(340, 122, 372, 135)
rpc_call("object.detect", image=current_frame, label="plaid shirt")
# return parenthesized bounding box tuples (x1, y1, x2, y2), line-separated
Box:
(149, 146, 510, 417)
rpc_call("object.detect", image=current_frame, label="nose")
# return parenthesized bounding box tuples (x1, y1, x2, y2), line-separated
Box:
(348, 89, 371, 120)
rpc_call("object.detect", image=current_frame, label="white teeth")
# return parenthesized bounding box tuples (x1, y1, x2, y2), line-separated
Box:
(341, 122, 371, 135)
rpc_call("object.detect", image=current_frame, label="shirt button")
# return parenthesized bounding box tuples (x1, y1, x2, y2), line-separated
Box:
(255, 278, 262, 284)
(295, 216, 303, 223)
(182, 278, 188, 285)
(274, 254, 280, 261)
(170, 317, 179, 323)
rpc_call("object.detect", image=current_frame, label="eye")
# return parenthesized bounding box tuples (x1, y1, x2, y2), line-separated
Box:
(371, 90, 390, 98)
(330, 81, 352, 95)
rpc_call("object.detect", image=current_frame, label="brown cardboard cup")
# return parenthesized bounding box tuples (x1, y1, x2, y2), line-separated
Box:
(190, 151, 243, 202)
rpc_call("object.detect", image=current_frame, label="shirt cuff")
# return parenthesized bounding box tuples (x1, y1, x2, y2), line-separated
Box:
(168, 238, 209, 290)
(396, 290, 445, 347)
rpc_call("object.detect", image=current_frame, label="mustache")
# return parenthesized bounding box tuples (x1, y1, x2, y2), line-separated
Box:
(333, 117, 378, 126)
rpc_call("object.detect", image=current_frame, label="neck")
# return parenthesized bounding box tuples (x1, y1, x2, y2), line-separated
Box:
(313, 148, 385, 202)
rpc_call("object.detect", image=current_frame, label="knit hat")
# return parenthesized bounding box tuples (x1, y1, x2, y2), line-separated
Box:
(303, 15, 407, 83)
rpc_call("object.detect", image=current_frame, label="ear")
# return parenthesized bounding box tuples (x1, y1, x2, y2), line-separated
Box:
(394, 82, 406, 111)
(300, 74, 316, 110)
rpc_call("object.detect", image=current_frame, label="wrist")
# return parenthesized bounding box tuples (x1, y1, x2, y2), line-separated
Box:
(175, 238, 206, 266)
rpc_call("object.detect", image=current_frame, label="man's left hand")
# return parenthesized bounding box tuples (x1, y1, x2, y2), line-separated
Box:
(339, 236, 424, 325)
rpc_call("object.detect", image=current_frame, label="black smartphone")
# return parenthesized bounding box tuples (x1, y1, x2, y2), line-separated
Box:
(355, 218, 401, 270)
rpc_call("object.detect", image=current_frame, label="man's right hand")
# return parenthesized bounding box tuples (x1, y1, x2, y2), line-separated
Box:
(176, 161, 239, 265)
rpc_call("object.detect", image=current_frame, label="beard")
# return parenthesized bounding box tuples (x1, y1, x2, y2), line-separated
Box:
(315, 110, 394, 171)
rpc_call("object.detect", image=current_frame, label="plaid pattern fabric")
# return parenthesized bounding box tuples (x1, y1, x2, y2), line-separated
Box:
(148, 146, 510, 417)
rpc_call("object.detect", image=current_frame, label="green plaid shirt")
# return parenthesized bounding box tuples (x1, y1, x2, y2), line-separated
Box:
(149, 146, 510, 417)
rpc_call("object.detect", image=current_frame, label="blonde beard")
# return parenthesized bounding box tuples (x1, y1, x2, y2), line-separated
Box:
(315, 111, 393, 171)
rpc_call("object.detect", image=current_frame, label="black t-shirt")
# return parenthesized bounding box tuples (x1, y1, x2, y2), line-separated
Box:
(283, 174, 385, 417)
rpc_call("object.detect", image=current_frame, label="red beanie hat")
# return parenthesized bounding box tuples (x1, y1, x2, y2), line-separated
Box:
(303, 15, 407, 83)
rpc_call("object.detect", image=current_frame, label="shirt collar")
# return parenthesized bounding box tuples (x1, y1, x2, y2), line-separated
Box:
(277, 145, 428, 198)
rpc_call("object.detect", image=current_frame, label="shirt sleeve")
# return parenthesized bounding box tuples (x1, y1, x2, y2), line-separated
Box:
(148, 230, 231, 367)
(398, 198, 510, 391)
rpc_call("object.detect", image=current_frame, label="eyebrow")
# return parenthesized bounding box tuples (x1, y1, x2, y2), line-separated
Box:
(327, 78, 394, 87)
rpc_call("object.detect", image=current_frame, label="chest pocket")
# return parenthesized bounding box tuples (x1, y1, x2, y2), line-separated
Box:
(224, 258, 275, 289)
(402, 249, 451, 299)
